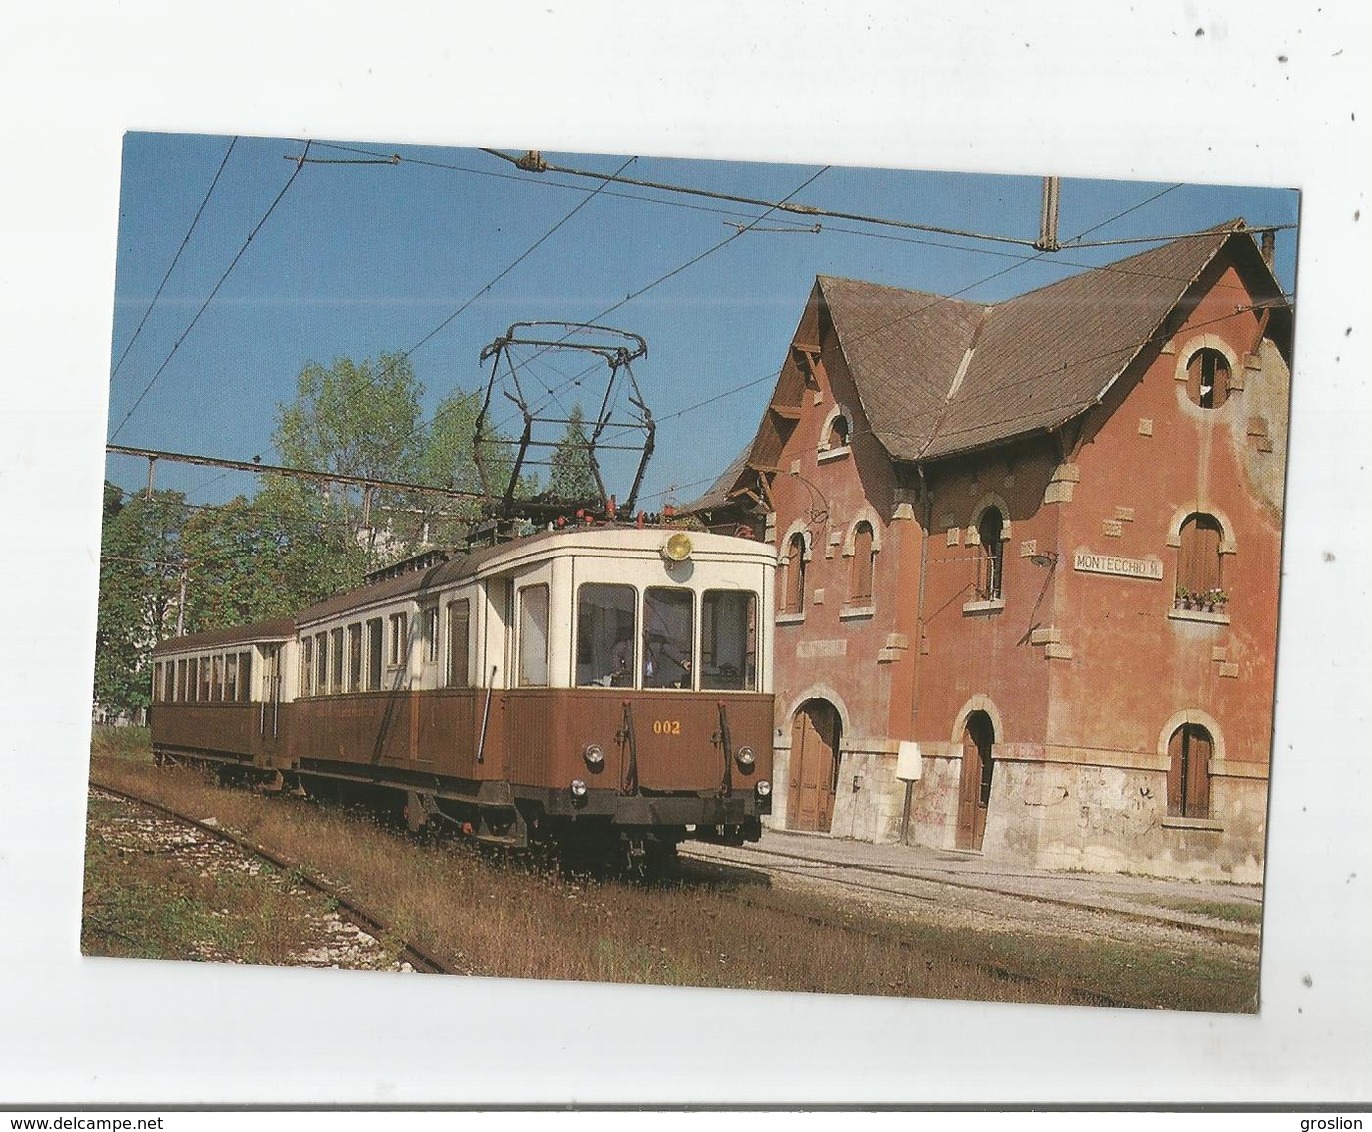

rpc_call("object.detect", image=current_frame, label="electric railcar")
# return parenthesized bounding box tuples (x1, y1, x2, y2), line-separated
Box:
(149, 527, 776, 868)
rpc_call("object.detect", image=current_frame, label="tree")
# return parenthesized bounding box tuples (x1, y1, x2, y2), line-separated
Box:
(273, 353, 426, 550)
(547, 404, 601, 504)
(178, 487, 367, 632)
(94, 483, 187, 721)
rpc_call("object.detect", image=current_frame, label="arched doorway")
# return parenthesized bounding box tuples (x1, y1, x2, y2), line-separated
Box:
(787, 699, 841, 833)
(956, 710, 995, 850)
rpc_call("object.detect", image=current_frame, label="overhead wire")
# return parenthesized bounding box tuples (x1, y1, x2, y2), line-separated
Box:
(110, 140, 315, 442)
(498, 162, 833, 434)
(110, 135, 238, 382)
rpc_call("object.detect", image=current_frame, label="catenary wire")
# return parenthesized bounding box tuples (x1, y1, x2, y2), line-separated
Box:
(110, 141, 314, 442)
(110, 136, 239, 382)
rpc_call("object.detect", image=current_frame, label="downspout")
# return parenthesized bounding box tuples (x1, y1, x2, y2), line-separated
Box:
(901, 463, 933, 845)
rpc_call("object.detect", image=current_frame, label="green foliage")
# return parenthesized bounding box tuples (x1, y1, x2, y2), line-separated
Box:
(94, 484, 187, 719)
(95, 353, 505, 718)
(273, 353, 425, 551)
(547, 404, 601, 504)
(179, 485, 367, 632)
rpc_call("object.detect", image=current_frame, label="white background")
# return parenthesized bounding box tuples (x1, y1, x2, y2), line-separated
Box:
(1, 0, 1367, 1107)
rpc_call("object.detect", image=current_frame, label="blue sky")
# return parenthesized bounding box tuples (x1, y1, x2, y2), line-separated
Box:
(104, 131, 1300, 513)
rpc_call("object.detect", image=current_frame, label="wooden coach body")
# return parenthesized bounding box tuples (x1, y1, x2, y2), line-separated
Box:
(151, 527, 776, 854)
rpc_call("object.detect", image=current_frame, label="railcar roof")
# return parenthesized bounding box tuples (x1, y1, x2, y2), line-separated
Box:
(153, 616, 297, 655)
(294, 526, 772, 627)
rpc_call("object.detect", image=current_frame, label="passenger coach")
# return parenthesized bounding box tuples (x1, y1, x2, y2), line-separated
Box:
(151, 527, 777, 867)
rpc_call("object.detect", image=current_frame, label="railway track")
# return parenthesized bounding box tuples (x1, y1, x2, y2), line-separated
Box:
(88, 778, 456, 976)
(680, 838, 1262, 949)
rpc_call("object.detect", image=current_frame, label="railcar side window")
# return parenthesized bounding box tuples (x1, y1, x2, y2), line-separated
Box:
(347, 624, 362, 692)
(153, 662, 163, 703)
(301, 638, 313, 696)
(188, 658, 199, 702)
(239, 651, 253, 702)
(211, 654, 223, 702)
(199, 656, 212, 702)
(177, 659, 188, 701)
(388, 613, 408, 669)
(702, 591, 757, 691)
(367, 618, 383, 689)
(331, 628, 344, 692)
(446, 599, 471, 689)
(517, 584, 550, 688)
(422, 605, 439, 666)
(644, 587, 694, 690)
(576, 583, 637, 687)
(224, 654, 238, 703)
(315, 632, 328, 693)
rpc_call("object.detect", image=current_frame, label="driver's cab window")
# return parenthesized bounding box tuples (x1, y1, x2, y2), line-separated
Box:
(516, 583, 550, 687)
(577, 583, 637, 687)
(643, 587, 694, 689)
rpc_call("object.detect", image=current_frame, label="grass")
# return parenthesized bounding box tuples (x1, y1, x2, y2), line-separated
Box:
(82, 821, 331, 967)
(86, 728, 1259, 1011)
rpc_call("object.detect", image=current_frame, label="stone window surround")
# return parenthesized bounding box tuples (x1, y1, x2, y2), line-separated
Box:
(950, 693, 1006, 749)
(1157, 707, 1226, 830)
(817, 402, 853, 461)
(963, 493, 1010, 611)
(776, 520, 814, 622)
(1166, 505, 1236, 622)
(1174, 332, 1242, 411)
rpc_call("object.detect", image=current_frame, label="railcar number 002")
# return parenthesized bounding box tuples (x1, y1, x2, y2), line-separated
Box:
(652, 719, 682, 736)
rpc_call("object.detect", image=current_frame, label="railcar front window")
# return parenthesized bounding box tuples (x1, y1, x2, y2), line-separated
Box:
(702, 590, 758, 691)
(577, 583, 637, 687)
(517, 584, 550, 687)
(643, 587, 694, 689)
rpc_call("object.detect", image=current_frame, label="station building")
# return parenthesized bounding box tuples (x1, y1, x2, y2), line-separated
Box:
(686, 221, 1291, 881)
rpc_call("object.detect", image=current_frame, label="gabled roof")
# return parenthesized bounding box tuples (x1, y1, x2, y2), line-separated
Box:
(738, 221, 1287, 475)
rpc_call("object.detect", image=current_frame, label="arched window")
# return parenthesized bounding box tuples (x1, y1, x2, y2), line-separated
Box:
(849, 521, 875, 607)
(1186, 348, 1230, 409)
(827, 414, 849, 450)
(977, 507, 1004, 601)
(1167, 722, 1213, 818)
(1177, 513, 1224, 607)
(782, 532, 807, 615)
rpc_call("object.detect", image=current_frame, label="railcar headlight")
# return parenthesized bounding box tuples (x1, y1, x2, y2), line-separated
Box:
(662, 532, 693, 562)
(735, 745, 756, 770)
(570, 779, 589, 798)
(583, 743, 605, 768)
(755, 780, 772, 798)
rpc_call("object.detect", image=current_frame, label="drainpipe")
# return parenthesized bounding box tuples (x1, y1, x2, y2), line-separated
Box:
(900, 464, 933, 845)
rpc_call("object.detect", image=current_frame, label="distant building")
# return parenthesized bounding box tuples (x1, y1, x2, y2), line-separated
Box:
(686, 221, 1291, 881)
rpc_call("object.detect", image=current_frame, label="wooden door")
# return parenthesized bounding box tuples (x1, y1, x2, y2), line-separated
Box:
(1167, 723, 1212, 818)
(956, 711, 994, 850)
(787, 700, 839, 832)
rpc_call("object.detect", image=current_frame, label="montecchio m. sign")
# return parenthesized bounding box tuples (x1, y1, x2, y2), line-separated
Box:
(1072, 551, 1164, 580)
